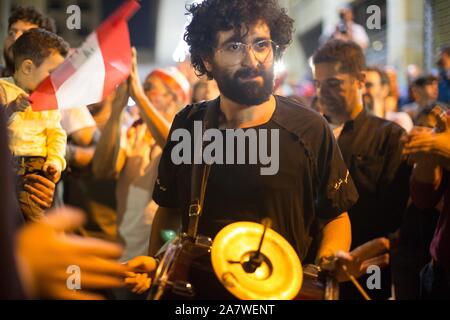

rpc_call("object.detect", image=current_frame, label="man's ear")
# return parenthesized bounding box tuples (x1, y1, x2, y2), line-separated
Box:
(20, 59, 35, 76)
(202, 56, 213, 73)
(381, 84, 390, 99)
(357, 72, 366, 90)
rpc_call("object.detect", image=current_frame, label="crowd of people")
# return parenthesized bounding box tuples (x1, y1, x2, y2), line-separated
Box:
(0, 0, 449, 300)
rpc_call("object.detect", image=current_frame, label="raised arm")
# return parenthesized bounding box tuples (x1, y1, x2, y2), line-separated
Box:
(128, 47, 170, 148)
(91, 83, 128, 179)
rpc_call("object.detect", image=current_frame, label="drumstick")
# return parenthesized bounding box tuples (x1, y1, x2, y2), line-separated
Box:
(341, 264, 371, 300)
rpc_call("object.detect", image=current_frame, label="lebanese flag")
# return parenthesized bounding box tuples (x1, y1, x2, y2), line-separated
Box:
(30, 0, 140, 111)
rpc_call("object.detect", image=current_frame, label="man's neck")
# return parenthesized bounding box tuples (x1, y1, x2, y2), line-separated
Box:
(327, 103, 363, 126)
(372, 99, 385, 118)
(218, 94, 276, 129)
(350, 103, 364, 120)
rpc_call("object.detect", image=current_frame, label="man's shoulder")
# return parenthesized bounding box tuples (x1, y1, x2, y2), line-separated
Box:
(273, 95, 330, 137)
(364, 112, 406, 139)
(173, 100, 211, 123)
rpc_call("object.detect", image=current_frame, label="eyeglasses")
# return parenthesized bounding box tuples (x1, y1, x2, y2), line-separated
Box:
(313, 78, 345, 89)
(365, 81, 375, 89)
(216, 40, 279, 66)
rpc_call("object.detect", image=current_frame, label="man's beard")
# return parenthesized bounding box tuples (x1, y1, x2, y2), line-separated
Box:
(362, 92, 374, 111)
(212, 63, 274, 105)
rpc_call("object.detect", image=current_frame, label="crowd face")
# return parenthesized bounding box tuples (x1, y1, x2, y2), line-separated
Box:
(339, 8, 354, 23)
(313, 62, 364, 124)
(144, 76, 178, 121)
(441, 52, 450, 70)
(204, 20, 276, 106)
(363, 71, 388, 101)
(3, 20, 39, 69)
(16, 51, 64, 92)
(413, 81, 439, 105)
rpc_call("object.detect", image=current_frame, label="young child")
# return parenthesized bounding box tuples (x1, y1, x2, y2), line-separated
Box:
(0, 28, 67, 222)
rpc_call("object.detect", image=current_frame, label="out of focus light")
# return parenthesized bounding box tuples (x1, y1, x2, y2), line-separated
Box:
(372, 41, 384, 51)
(274, 61, 286, 77)
(128, 97, 135, 107)
(172, 0, 206, 62)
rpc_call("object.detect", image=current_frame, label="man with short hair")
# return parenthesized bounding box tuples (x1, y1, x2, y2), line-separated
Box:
(312, 40, 411, 299)
(2, 6, 56, 78)
(364, 66, 413, 132)
(403, 75, 447, 127)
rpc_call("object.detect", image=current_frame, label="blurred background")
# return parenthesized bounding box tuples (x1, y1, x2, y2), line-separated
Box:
(0, 0, 448, 86)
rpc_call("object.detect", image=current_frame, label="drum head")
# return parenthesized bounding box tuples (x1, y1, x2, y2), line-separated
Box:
(211, 221, 303, 300)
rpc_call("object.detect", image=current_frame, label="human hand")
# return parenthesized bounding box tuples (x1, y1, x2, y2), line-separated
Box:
(402, 110, 450, 169)
(8, 93, 30, 113)
(124, 272, 152, 294)
(43, 163, 61, 183)
(334, 237, 390, 283)
(23, 174, 55, 209)
(128, 47, 145, 100)
(15, 207, 127, 299)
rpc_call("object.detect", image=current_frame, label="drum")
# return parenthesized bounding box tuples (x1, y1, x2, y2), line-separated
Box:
(296, 264, 340, 300)
(148, 233, 235, 300)
(148, 228, 339, 300)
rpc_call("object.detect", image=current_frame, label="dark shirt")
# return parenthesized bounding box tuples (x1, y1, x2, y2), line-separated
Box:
(438, 70, 450, 104)
(337, 109, 411, 248)
(153, 96, 358, 260)
(0, 108, 25, 299)
(411, 171, 450, 270)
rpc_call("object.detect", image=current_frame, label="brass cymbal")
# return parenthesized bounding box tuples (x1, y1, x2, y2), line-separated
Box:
(211, 221, 303, 300)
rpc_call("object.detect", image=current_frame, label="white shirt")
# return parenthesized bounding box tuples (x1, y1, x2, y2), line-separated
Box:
(60, 106, 96, 136)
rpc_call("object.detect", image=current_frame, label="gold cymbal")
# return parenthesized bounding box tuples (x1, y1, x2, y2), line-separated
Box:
(211, 221, 303, 300)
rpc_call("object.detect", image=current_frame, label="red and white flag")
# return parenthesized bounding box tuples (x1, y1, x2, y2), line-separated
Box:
(30, 0, 140, 111)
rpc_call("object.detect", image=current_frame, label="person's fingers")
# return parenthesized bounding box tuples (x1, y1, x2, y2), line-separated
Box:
(24, 174, 55, 191)
(63, 235, 123, 259)
(124, 277, 138, 285)
(29, 194, 52, 209)
(74, 257, 128, 277)
(78, 273, 125, 289)
(430, 106, 450, 132)
(48, 268, 123, 289)
(131, 47, 137, 67)
(360, 254, 390, 274)
(137, 279, 150, 294)
(335, 250, 354, 262)
(48, 285, 105, 300)
(126, 256, 157, 273)
(403, 137, 435, 153)
(125, 271, 136, 278)
(403, 143, 433, 155)
(24, 184, 53, 204)
(350, 237, 390, 263)
(43, 207, 86, 232)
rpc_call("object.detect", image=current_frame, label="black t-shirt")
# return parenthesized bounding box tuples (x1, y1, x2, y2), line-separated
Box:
(337, 109, 411, 248)
(153, 96, 358, 260)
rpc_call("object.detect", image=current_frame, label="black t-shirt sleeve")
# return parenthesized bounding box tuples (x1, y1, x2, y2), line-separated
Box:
(315, 121, 359, 220)
(152, 111, 186, 209)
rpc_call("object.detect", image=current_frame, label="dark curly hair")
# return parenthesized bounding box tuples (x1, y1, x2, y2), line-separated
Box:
(8, 6, 56, 33)
(12, 28, 69, 70)
(184, 0, 294, 79)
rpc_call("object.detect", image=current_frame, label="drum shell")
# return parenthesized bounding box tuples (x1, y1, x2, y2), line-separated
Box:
(149, 236, 235, 300)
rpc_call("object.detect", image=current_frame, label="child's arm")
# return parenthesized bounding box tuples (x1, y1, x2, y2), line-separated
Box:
(1, 90, 30, 118)
(45, 111, 67, 182)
